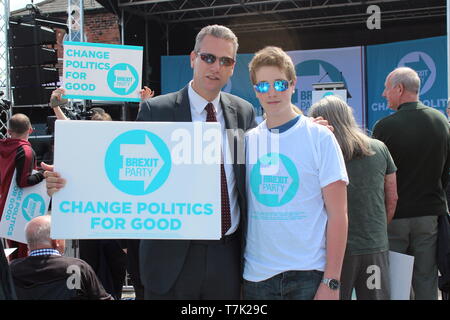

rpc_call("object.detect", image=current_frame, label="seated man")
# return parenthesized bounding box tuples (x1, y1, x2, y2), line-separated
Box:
(9, 215, 113, 300)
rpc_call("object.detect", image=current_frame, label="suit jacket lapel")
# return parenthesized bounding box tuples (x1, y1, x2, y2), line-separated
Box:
(173, 86, 192, 122)
(221, 93, 238, 130)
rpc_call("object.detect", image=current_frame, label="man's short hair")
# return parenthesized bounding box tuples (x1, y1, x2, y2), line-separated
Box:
(388, 67, 421, 94)
(90, 107, 106, 115)
(25, 215, 52, 248)
(91, 112, 112, 121)
(248, 46, 296, 85)
(8, 113, 31, 135)
(193, 24, 239, 58)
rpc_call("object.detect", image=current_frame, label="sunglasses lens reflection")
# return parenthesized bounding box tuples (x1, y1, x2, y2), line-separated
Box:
(254, 80, 290, 93)
(199, 53, 234, 66)
(254, 82, 270, 93)
(274, 80, 289, 92)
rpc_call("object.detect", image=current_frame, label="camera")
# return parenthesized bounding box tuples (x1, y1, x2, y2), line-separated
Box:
(0, 91, 11, 111)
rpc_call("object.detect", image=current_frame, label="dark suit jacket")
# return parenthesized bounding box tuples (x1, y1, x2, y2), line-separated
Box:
(136, 85, 257, 294)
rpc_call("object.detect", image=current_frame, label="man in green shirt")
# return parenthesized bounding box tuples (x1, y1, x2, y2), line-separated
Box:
(372, 67, 450, 300)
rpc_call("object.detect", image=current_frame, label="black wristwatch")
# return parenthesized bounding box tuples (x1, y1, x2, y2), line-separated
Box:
(321, 278, 340, 290)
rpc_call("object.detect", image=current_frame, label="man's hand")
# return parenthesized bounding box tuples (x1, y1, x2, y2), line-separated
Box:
(140, 86, 154, 101)
(41, 162, 66, 197)
(311, 116, 334, 132)
(50, 88, 68, 108)
(314, 283, 340, 300)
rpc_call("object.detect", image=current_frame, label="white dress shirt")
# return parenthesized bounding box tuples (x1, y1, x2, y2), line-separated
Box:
(188, 81, 239, 236)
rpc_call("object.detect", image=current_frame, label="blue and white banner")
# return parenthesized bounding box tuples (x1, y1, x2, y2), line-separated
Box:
(51, 120, 221, 240)
(0, 172, 50, 244)
(62, 41, 143, 102)
(366, 36, 448, 130)
(162, 47, 365, 126)
(288, 47, 365, 127)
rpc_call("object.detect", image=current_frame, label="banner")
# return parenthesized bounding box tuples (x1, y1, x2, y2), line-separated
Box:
(161, 47, 365, 126)
(0, 172, 50, 244)
(288, 47, 365, 127)
(62, 41, 143, 102)
(51, 120, 222, 240)
(366, 36, 448, 130)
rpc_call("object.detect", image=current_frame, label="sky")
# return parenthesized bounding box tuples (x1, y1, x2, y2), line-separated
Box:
(10, 0, 39, 12)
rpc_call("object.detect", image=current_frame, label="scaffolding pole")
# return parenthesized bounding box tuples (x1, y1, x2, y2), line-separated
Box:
(0, 0, 10, 138)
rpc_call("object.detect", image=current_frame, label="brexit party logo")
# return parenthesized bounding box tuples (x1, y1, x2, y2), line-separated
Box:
(107, 63, 139, 95)
(105, 130, 172, 195)
(397, 52, 436, 95)
(250, 153, 299, 207)
(293, 60, 348, 112)
(22, 194, 46, 221)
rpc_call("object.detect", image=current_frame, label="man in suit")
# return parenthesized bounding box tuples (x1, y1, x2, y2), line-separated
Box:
(136, 24, 257, 299)
(44, 24, 257, 299)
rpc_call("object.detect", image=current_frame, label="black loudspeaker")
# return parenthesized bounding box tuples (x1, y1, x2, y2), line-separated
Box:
(10, 67, 59, 87)
(8, 20, 58, 106)
(9, 47, 57, 67)
(12, 86, 55, 106)
(8, 23, 56, 46)
(46, 116, 57, 135)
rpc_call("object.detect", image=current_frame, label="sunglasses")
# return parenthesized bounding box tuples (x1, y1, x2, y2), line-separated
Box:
(254, 80, 292, 93)
(197, 52, 235, 67)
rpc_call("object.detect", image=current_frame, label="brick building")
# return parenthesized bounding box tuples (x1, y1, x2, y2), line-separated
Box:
(12, 0, 121, 76)
(10, 1, 128, 162)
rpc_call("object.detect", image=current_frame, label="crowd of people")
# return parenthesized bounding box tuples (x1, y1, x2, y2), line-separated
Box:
(1, 24, 449, 300)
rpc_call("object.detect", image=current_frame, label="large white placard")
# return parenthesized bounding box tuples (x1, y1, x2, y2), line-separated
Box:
(389, 251, 415, 300)
(51, 120, 221, 240)
(62, 41, 143, 102)
(0, 172, 50, 244)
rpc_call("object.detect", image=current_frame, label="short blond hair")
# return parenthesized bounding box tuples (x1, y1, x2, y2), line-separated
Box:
(249, 46, 296, 85)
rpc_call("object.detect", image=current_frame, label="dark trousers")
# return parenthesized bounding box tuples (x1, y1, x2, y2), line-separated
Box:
(243, 270, 323, 300)
(125, 239, 144, 300)
(340, 251, 390, 300)
(144, 234, 241, 300)
(79, 239, 127, 300)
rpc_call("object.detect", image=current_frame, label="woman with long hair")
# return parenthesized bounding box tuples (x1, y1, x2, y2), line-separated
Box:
(309, 95, 398, 300)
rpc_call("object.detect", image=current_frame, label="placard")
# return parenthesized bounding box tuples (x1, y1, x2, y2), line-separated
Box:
(51, 120, 221, 240)
(62, 41, 143, 102)
(0, 172, 50, 244)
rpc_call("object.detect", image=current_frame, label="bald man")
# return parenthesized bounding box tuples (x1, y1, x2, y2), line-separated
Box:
(0, 113, 45, 259)
(373, 67, 450, 300)
(9, 215, 113, 300)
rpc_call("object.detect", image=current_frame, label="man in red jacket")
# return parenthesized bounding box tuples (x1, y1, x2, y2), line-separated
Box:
(0, 113, 45, 259)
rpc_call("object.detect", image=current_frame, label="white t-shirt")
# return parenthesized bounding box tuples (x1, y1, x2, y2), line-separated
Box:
(244, 115, 348, 282)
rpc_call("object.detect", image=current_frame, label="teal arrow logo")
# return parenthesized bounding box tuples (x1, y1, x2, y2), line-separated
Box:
(107, 63, 139, 95)
(250, 153, 299, 207)
(398, 51, 436, 95)
(405, 54, 431, 89)
(293, 59, 348, 106)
